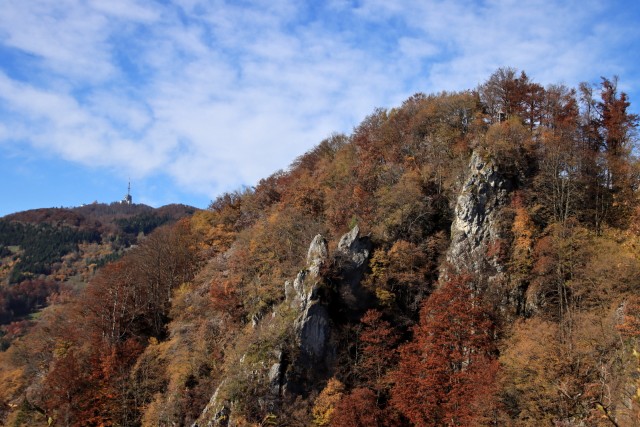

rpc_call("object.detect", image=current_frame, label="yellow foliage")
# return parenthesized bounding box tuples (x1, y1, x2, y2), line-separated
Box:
(170, 282, 194, 316)
(312, 377, 345, 426)
(0, 356, 24, 401)
(375, 288, 396, 307)
(499, 318, 562, 424)
(141, 393, 164, 427)
(0, 351, 31, 426)
(52, 340, 73, 358)
(368, 248, 389, 281)
(190, 210, 237, 252)
(510, 200, 535, 281)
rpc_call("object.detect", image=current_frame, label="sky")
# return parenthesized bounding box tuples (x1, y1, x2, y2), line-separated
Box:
(1, 0, 639, 217)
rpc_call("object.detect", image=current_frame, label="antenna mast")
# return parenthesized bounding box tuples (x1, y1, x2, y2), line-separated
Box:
(122, 179, 133, 205)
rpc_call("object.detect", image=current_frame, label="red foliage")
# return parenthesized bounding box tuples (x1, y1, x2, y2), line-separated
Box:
(41, 337, 144, 426)
(359, 309, 397, 391)
(0, 279, 60, 324)
(42, 349, 89, 425)
(331, 387, 384, 427)
(0, 320, 32, 342)
(209, 278, 243, 319)
(391, 275, 499, 426)
(79, 338, 143, 425)
(618, 296, 640, 338)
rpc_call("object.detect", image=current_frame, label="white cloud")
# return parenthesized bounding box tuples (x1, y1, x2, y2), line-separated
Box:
(0, 0, 637, 205)
(0, 71, 164, 176)
(398, 37, 439, 61)
(88, 0, 159, 22)
(388, 0, 619, 92)
(86, 90, 152, 134)
(0, 0, 115, 82)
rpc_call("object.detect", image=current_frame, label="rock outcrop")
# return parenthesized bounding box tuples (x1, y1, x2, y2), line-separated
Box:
(291, 234, 331, 369)
(195, 227, 372, 425)
(194, 382, 229, 427)
(446, 151, 513, 279)
(333, 225, 372, 313)
(336, 225, 370, 267)
(307, 234, 328, 276)
(284, 226, 370, 394)
(443, 150, 530, 316)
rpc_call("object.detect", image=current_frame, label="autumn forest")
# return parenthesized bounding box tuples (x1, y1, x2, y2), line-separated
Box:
(1, 68, 639, 426)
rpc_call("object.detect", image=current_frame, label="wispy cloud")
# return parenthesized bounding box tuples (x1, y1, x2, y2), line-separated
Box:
(0, 0, 638, 208)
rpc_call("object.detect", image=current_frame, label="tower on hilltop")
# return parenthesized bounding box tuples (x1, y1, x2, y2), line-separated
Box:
(122, 180, 133, 205)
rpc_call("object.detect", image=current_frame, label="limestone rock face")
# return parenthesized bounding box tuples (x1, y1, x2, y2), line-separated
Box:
(296, 301, 330, 359)
(193, 382, 229, 427)
(195, 227, 372, 424)
(447, 151, 513, 277)
(286, 226, 370, 393)
(290, 235, 332, 375)
(336, 225, 370, 267)
(289, 235, 328, 308)
(445, 150, 532, 316)
(334, 225, 372, 313)
(307, 234, 328, 276)
(268, 351, 286, 395)
(295, 227, 370, 348)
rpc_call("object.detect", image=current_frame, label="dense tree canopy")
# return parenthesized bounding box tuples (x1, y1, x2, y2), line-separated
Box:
(0, 69, 639, 426)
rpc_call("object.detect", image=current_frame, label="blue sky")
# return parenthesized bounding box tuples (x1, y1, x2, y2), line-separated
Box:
(1, 0, 639, 216)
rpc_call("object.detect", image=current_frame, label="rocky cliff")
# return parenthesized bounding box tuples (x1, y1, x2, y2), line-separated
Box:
(446, 150, 514, 278)
(444, 150, 528, 317)
(195, 226, 371, 426)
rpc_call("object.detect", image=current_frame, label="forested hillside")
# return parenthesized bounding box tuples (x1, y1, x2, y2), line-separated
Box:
(0, 203, 195, 349)
(1, 68, 639, 426)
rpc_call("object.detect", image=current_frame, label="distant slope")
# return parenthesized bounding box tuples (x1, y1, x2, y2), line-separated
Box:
(4, 202, 196, 232)
(0, 202, 198, 329)
(1, 69, 639, 427)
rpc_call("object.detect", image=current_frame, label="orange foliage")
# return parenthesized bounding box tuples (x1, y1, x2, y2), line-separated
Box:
(312, 377, 345, 426)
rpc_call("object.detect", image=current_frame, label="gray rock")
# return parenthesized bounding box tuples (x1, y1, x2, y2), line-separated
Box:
(296, 300, 330, 360)
(193, 381, 229, 427)
(197, 229, 371, 423)
(289, 226, 371, 379)
(307, 234, 328, 276)
(334, 225, 373, 312)
(447, 151, 513, 277)
(288, 235, 328, 308)
(292, 269, 308, 305)
(284, 280, 294, 302)
(268, 352, 285, 395)
(336, 225, 370, 267)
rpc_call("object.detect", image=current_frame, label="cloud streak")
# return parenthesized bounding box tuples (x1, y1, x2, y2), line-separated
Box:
(0, 0, 638, 207)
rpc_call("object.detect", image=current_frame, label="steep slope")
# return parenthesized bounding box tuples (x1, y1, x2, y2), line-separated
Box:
(1, 69, 639, 426)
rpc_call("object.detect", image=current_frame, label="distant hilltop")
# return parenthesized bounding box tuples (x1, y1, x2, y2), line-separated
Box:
(1, 202, 198, 227)
(0, 202, 198, 286)
(80, 180, 133, 208)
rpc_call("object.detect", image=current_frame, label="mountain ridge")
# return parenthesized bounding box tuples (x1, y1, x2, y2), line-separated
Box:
(1, 68, 639, 426)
